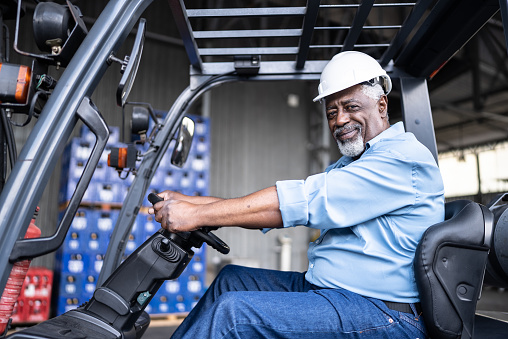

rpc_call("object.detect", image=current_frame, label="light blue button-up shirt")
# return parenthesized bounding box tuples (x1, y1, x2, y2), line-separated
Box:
(275, 122, 444, 303)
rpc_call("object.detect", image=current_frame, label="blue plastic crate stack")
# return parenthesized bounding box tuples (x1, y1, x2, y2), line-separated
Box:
(54, 114, 210, 316)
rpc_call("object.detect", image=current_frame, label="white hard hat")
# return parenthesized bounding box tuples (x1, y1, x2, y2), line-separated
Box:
(313, 51, 392, 102)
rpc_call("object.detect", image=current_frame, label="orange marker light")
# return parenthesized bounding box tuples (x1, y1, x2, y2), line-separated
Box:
(15, 65, 31, 104)
(0, 63, 32, 104)
(108, 145, 137, 171)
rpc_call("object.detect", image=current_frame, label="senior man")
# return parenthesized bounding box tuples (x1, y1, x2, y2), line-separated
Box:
(150, 51, 444, 338)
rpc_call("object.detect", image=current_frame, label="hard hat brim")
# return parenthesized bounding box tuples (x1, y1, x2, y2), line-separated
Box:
(313, 75, 392, 102)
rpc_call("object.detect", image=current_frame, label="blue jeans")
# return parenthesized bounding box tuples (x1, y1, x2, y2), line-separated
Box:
(171, 265, 427, 338)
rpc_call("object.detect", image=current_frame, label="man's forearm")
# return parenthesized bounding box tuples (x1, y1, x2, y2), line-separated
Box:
(195, 186, 283, 229)
(187, 195, 224, 205)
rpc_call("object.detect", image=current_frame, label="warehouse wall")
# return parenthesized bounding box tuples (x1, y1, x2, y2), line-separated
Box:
(206, 81, 318, 275)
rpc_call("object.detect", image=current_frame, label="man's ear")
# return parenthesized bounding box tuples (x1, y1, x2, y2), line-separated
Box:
(378, 95, 388, 118)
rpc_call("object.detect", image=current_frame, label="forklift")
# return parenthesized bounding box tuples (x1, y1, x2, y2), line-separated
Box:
(0, 1, 508, 338)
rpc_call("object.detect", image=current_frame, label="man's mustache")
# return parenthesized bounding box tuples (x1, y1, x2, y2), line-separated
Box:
(333, 124, 362, 141)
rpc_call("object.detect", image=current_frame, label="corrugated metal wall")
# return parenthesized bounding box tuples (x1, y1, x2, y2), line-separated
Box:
(7, 1, 324, 278)
(206, 81, 317, 274)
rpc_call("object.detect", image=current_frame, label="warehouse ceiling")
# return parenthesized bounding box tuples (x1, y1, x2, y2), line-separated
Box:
(165, 0, 508, 154)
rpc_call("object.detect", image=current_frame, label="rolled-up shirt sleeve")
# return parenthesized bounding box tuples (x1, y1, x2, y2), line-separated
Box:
(276, 180, 309, 227)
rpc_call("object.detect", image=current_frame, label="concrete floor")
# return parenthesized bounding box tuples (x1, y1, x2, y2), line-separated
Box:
(477, 286, 508, 314)
(143, 317, 181, 338)
(143, 316, 184, 339)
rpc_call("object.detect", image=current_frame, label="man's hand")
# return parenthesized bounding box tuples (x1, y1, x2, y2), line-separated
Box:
(149, 190, 191, 204)
(149, 190, 224, 209)
(152, 199, 201, 233)
(147, 190, 225, 233)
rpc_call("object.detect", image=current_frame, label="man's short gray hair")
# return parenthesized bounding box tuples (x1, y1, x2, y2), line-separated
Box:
(361, 83, 385, 101)
(361, 83, 389, 120)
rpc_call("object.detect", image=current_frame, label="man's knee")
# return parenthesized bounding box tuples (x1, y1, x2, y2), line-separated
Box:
(217, 264, 244, 276)
(214, 264, 247, 285)
(213, 291, 249, 318)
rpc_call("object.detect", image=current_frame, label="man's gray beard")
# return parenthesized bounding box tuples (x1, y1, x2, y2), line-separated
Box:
(334, 126, 365, 158)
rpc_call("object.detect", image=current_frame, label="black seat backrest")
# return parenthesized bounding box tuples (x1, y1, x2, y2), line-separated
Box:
(414, 200, 494, 339)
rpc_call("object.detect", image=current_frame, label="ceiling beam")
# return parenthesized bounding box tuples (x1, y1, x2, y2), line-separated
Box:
(341, 0, 374, 51)
(295, 0, 321, 69)
(167, 0, 202, 71)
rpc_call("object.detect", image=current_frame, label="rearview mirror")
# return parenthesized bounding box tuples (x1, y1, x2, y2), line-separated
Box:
(171, 117, 195, 168)
(116, 19, 146, 107)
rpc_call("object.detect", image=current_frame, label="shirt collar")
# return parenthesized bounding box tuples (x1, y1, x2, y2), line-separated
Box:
(365, 121, 405, 149)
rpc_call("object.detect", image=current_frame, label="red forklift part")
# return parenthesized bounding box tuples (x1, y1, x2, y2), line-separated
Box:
(0, 209, 41, 334)
(0, 63, 32, 104)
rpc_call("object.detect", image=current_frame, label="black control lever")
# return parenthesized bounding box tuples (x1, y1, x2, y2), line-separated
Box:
(147, 192, 164, 205)
(160, 237, 171, 252)
(148, 193, 230, 254)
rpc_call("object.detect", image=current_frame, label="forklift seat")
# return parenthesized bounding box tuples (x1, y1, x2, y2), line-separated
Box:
(414, 200, 494, 339)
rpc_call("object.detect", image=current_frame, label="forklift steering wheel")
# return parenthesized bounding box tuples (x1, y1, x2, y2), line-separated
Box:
(148, 193, 230, 254)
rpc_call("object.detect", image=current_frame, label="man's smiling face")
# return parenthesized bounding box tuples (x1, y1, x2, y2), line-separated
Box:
(325, 84, 389, 158)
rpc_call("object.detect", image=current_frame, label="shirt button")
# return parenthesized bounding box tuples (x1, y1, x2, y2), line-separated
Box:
(315, 239, 321, 244)
(388, 318, 394, 324)
(310, 264, 314, 268)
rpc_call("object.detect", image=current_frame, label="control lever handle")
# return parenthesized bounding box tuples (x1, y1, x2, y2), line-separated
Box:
(148, 192, 164, 205)
(147, 193, 230, 254)
(160, 238, 171, 252)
